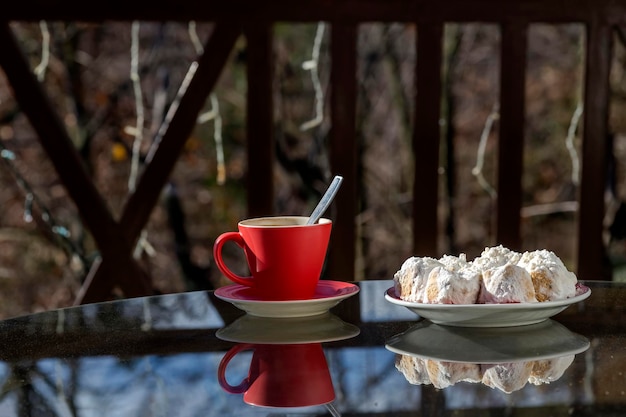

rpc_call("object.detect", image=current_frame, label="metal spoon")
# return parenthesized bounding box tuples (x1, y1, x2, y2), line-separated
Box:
(307, 175, 343, 225)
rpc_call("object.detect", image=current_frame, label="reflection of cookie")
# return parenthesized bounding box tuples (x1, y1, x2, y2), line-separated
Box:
(528, 355, 575, 385)
(425, 360, 482, 389)
(482, 362, 534, 393)
(395, 354, 430, 385)
(395, 353, 576, 393)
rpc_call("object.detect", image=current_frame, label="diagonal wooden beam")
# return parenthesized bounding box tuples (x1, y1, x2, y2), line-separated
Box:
(0, 22, 119, 260)
(0, 22, 152, 299)
(76, 22, 243, 304)
(121, 22, 243, 241)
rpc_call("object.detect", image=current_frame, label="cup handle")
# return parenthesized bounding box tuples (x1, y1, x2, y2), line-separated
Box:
(218, 343, 254, 394)
(213, 232, 255, 287)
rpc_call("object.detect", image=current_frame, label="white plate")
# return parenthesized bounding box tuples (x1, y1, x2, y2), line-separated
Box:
(214, 280, 359, 318)
(386, 319, 590, 363)
(216, 312, 360, 344)
(384, 283, 591, 327)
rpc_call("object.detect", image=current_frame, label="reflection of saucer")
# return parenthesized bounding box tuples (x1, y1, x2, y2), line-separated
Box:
(385, 319, 590, 363)
(216, 312, 360, 344)
(214, 280, 359, 318)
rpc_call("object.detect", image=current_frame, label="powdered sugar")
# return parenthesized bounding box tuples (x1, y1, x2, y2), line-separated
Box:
(393, 245, 578, 304)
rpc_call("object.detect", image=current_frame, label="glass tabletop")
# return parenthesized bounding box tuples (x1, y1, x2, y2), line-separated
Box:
(0, 279, 623, 416)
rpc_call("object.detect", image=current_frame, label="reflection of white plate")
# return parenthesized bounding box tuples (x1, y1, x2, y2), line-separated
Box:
(385, 319, 590, 363)
(215, 280, 359, 318)
(384, 284, 591, 327)
(216, 312, 360, 344)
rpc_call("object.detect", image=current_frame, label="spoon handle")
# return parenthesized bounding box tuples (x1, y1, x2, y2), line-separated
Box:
(307, 175, 343, 225)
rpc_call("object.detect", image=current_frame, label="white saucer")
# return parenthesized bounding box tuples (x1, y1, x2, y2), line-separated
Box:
(214, 280, 359, 318)
(384, 283, 591, 327)
(216, 312, 360, 344)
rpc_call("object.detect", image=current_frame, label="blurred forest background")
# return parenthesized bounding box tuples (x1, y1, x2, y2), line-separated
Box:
(1, 21, 626, 319)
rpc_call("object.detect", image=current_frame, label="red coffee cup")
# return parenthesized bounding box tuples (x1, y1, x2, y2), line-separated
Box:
(218, 343, 335, 408)
(213, 216, 332, 300)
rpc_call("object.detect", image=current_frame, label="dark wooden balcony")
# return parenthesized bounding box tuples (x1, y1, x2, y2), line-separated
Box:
(1, 0, 623, 305)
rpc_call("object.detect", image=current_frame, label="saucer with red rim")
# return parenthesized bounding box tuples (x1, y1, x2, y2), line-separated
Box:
(214, 280, 359, 318)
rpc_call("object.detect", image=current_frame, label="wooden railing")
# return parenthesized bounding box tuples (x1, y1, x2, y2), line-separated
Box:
(2, 0, 622, 303)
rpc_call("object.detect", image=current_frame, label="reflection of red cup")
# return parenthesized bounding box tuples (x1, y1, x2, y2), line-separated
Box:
(213, 216, 332, 300)
(218, 343, 335, 408)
